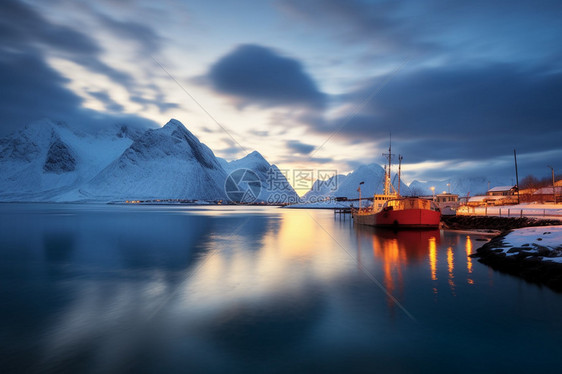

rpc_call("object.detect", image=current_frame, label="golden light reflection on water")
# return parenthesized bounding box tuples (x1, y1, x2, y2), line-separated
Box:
(371, 236, 405, 300)
(174, 210, 489, 319)
(179, 210, 350, 317)
(447, 246, 456, 295)
(369, 230, 440, 305)
(466, 236, 474, 285)
(429, 237, 437, 281)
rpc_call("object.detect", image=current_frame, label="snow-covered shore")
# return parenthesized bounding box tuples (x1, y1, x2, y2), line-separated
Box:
(458, 203, 562, 220)
(473, 225, 562, 292)
(491, 226, 562, 263)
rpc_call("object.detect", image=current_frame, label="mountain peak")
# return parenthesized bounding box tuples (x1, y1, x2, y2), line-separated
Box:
(244, 150, 267, 163)
(225, 150, 271, 173)
(163, 118, 185, 130)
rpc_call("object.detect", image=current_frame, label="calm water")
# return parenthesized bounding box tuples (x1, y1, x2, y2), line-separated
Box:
(1, 204, 561, 374)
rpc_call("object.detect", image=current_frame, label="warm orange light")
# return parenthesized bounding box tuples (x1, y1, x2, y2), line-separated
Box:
(447, 246, 456, 293)
(428, 236, 437, 281)
(371, 235, 407, 309)
(466, 235, 474, 285)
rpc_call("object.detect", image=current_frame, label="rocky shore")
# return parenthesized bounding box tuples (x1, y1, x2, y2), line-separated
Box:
(458, 219, 562, 292)
(441, 215, 561, 231)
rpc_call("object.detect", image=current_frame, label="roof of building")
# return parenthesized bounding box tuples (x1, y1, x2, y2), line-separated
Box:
(533, 186, 562, 194)
(488, 185, 516, 192)
(469, 195, 503, 202)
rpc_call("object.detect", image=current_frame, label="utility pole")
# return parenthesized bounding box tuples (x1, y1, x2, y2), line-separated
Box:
(514, 149, 520, 204)
(548, 166, 556, 204)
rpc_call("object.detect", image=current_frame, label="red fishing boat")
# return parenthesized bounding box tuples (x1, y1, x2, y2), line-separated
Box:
(352, 143, 441, 229)
(354, 196, 441, 228)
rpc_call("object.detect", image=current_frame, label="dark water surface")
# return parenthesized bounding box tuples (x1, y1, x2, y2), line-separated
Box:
(1, 204, 561, 373)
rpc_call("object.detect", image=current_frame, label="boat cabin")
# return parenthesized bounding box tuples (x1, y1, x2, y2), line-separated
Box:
(383, 197, 439, 211)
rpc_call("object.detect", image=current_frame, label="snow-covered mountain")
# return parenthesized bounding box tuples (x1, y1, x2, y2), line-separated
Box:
(302, 174, 347, 201)
(0, 119, 139, 201)
(219, 151, 299, 203)
(0, 118, 300, 203)
(1, 117, 515, 203)
(408, 176, 514, 197)
(302, 163, 410, 201)
(72, 119, 228, 201)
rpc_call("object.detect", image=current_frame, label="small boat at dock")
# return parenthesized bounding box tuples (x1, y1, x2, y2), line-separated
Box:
(354, 196, 441, 228)
(352, 143, 441, 229)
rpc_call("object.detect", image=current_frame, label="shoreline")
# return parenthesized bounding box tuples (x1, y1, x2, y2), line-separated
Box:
(444, 215, 562, 292)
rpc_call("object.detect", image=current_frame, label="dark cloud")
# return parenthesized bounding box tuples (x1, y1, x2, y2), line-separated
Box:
(97, 13, 164, 54)
(206, 44, 326, 109)
(0, 0, 100, 55)
(277, 154, 334, 165)
(0, 0, 159, 135)
(307, 64, 562, 179)
(0, 50, 156, 136)
(0, 0, 139, 94)
(129, 94, 179, 113)
(278, 0, 562, 65)
(286, 140, 315, 155)
(278, 0, 433, 57)
(0, 51, 82, 134)
(88, 90, 125, 112)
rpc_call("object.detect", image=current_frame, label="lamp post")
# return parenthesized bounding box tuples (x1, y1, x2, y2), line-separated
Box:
(447, 183, 451, 194)
(430, 186, 435, 200)
(358, 181, 365, 211)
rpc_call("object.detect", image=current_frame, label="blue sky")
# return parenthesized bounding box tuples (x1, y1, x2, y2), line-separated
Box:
(1, 0, 561, 187)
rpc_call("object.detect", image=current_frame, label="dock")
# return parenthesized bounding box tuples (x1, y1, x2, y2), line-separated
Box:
(334, 207, 352, 215)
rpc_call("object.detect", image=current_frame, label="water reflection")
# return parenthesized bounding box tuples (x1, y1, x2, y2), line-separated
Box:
(447, 246, 456, 295)
(466, 236, 474, 285)
(355, 227, 484, 301)
(1, 205, 562, 374)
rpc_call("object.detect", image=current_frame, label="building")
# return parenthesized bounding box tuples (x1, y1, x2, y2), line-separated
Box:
(434, 193, 459, 215)
(532, 186, 562, 204)
(487, 186, 517, 196)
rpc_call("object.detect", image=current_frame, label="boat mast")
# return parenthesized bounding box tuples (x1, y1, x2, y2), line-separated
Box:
(382, 134, 394, 195)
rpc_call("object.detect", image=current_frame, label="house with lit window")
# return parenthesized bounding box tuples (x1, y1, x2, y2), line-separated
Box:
(434, 193, 459, 215)
(480, 185, 518, 205)
(486, 186, 517, 196)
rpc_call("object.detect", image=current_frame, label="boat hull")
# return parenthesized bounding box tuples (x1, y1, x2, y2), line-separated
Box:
(354, 208, 441, 228)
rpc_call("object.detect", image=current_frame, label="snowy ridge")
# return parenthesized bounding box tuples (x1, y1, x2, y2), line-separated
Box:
(409, 176, 513, 197)
(219, 150, 299, 203)
(302, 163, 410, 202)
(302, 174, 347, 201)
(0, 118, 299, 203)
(72, 119, 228, 201)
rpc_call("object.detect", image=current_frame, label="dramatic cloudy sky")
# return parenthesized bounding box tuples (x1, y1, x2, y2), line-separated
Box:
(1, 0, 561, 190)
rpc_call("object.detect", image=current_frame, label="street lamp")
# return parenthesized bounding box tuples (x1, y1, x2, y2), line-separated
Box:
(430, 186, 435, 200)
(357, 181, 365, 211)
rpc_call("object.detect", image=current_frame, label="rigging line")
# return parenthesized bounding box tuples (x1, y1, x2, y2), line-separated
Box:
(308, 57, 410, 160)
(305, 212, 417, 322)
(150, 55, 249, 155)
